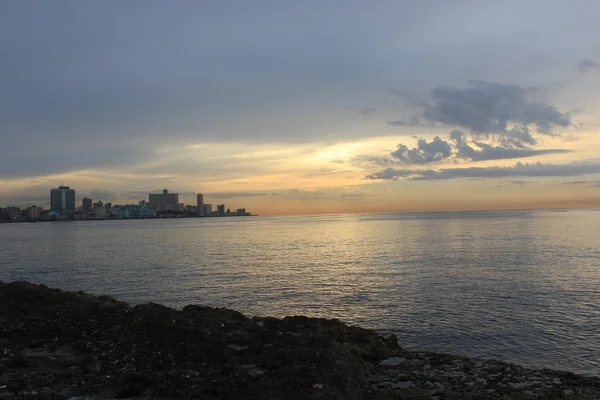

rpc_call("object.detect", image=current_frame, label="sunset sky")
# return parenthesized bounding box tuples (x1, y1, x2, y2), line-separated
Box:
(1, 0, 600, 215)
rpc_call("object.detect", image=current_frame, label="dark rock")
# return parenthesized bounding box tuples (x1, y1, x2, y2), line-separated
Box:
(0, 280, 599, 400)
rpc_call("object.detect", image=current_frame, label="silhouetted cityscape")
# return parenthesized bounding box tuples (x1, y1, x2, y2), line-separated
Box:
(0, 185, 252, 222)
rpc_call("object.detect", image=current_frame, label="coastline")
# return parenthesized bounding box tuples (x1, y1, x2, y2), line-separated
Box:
(1, 281, 598, 399)
(0, 214, 256, 225)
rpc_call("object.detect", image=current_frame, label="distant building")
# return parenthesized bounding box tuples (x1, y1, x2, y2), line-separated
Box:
(50, 186, 76, 212)
(197, 193, 204, 217)
(217, 204, 225, 216)
(82, 197, 92, 209)
(148, 189, 179, 212)
(27, 205, 40, 220)
(93, 200, 104, 208)
(178, 203, 185, 212)
(93, 206, 107, 219)
(6, 206, 20, 216)
(185, 205, 198, 213)
(204, 204, 212, 216)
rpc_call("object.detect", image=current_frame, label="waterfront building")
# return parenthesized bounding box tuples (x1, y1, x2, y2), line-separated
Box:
(50, 186, 76, 212)
(185, 205, 198, 213)
(148, 189, 179, 212)
(196, 193, 204, 216)
(93, 206, 107, 219)
(27, 205, 40, 220)
(6, 207, 20, 217)
(178, 203, 185, 212)
(82, 197, 92, 209)
(93, 200, 104, 208)
(217, 204, 225, 216)
(204, 204, 212, 216)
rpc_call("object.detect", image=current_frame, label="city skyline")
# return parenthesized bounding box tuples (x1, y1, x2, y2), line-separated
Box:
(2, 2, 600, 215)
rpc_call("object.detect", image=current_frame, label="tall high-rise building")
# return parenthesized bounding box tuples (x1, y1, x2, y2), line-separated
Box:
(50, 186, 76, 212)
(148, 189, 179, 212)
(82, 197, 92, 209)
(217, 204, 225, 216)
(196, 193, 204, 216)
(204, 204, 212, 216)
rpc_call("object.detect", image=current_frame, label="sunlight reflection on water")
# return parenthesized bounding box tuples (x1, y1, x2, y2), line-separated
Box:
(1, 209, 599, 375)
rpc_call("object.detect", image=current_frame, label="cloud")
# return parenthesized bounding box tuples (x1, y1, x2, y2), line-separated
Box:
(387, 81, 572, 150)
(388, 89, 429, 107)
(85, 190, 118, 201)
(388, 116, 423, 127)
(561, 180, 600, 187)
(310, 168, 349, 175)
(205, 192, 271, 199)
(450, 130, 571, 162)
(358, 108, 376, 116)
(423, 81, 571, 137)
(509, 180, 527, 185)
(575, 59, 600, 73)
(390, 136, 453, 164)
(365, 162, 600, 181)
(382, 81, 576, 166)
(351, 155, 395, 167)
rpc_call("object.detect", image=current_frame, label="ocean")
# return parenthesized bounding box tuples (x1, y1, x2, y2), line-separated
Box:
(1, 209, 598, 376)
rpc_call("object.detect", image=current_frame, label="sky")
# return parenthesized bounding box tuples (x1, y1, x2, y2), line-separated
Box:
(1, 0, 600, 215)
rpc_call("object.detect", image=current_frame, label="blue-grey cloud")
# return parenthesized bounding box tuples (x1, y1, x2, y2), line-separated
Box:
(365, 162, 600, 181)
(390, 136, 453, 164)
(575, 59, 600, 73)
(450, 130, 571, 162)
(388, 116, 423, 127)
(422, 81, 571, 137)
(383, 81, 577, 166)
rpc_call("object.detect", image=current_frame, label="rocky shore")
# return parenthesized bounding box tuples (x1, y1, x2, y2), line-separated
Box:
(0, 281, 598, 399)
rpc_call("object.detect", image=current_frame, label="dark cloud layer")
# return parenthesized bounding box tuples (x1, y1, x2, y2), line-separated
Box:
(365, 162, 600, 181)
